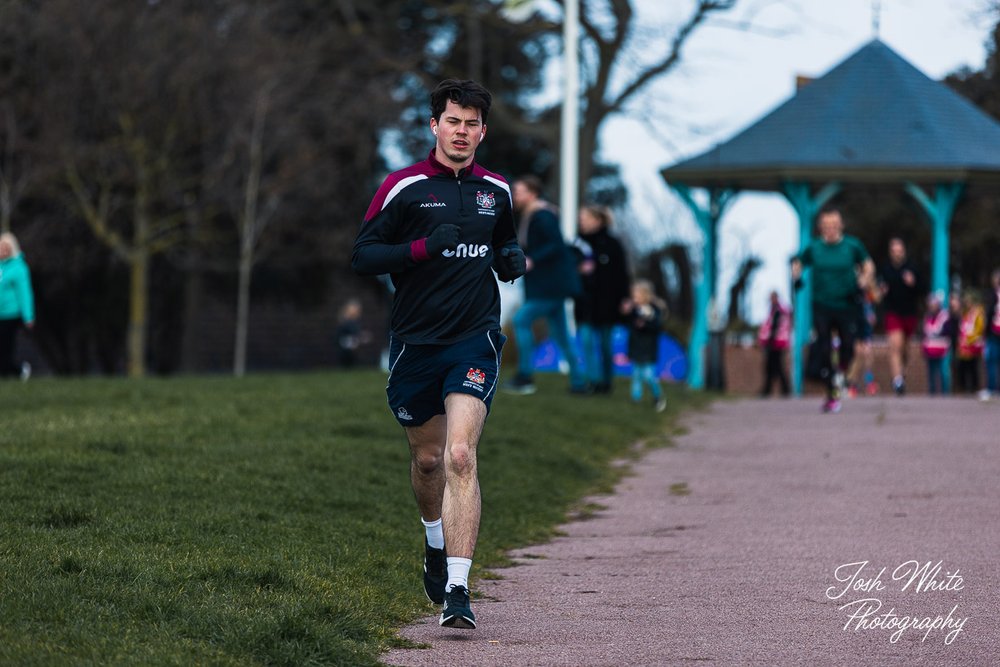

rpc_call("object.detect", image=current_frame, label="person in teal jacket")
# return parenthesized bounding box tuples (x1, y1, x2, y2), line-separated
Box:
(791, 208, 874, 413)
(0, 232, 35, 378)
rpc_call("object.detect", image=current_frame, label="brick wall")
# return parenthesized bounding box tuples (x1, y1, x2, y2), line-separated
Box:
(721, 337, 983, 396)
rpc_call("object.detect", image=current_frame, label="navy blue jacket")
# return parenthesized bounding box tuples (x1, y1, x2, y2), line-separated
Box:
(521, 207, 580, 301)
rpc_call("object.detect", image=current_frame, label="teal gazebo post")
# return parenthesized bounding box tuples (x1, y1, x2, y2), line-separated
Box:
(782, 181, 841, 396)
(904, 181, 964, 390)
(670, 184, 736, 390)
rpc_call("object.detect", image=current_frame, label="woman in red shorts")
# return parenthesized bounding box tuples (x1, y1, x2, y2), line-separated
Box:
(878, 237, 923, 395)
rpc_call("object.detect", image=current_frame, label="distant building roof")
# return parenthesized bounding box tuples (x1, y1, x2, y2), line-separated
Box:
(661, 40, 1000, 190)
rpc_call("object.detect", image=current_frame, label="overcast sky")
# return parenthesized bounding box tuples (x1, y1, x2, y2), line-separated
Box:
(599, 0, 993, 322)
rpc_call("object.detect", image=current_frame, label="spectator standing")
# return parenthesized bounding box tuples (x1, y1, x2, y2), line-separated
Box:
(0, 232, 35, 379)
(983, 269, 1000, 401)
(948, 291, 963, 384)
(574, 204, 630, 394)
(956, 290, 985, 395)
(878, 237, 923, 396)
(626, 280, 666, 412)
(334, 298, 370, 368)
(506, 175, 585, 395)
(757, 290, 791, 397)
(920, 293, 953, 395)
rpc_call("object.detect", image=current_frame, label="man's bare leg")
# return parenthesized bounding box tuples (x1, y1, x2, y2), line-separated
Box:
(436, 393, 487, 629)
(888, 329, 905, 392)
(404, 396, 487, 545)
(405, 415, 449, 604)
(441, 393, 487, 559)
(405, 415, 447, 521)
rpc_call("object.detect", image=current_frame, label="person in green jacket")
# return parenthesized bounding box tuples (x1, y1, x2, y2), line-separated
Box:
(0, 232, 35, 379)
(791, 208, 875, 413)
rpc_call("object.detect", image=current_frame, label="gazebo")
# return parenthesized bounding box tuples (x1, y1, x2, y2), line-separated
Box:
(661, 39, 1000, 393)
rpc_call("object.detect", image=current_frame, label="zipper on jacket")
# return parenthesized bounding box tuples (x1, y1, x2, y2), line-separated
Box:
(456, 179, 467, 216)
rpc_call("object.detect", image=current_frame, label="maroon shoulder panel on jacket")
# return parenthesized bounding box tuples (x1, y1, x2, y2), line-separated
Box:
(362, 160, 438, 222)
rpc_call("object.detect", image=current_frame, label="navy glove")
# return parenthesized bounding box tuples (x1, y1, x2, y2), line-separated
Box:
(425, 224, 461, 256)
(494, 246, 526, 282)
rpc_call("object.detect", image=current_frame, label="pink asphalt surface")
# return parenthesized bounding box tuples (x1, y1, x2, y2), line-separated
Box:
(382, 396, 1000, 667)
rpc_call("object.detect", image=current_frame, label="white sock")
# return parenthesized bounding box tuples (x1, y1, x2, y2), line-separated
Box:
(445, 557, 472, 592)
(421, 517, 444, 549)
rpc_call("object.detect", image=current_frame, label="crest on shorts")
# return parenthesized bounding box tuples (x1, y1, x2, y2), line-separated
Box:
(475, 191, 495, 209)
(466, 368, 486, 384)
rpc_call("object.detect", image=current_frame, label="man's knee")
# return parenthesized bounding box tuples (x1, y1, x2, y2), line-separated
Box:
(412, 447, 443, 475)
(441, 394, 485, 476)
(446, 441, 477, 476)
(406, 416, 447, 474)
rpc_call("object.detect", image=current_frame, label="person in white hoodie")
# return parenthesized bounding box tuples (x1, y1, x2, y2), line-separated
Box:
(0, 232, 35, 379)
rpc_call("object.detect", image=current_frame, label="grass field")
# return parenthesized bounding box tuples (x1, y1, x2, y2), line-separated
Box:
(0, 371, 699, 666)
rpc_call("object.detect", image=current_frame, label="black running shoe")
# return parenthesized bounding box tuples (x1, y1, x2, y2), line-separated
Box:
(439, 585, 476, 629)
(423, 541, 447, 604)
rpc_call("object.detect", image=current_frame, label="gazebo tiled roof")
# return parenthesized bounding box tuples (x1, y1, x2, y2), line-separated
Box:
(661, 40, 1000, 189)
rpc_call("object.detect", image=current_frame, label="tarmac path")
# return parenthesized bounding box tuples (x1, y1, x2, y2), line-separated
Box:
(383, 397, 1000, 666)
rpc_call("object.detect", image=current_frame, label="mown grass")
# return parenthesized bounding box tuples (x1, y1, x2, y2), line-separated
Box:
(0, 371, 700, 666)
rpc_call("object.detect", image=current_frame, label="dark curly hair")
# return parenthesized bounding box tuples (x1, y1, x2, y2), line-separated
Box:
(430, 79, 492, 123)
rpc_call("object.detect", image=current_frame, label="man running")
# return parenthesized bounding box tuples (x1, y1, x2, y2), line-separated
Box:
(791, 207, 875, 413)
(352, 79, 525, 629)
(878, 237, 923, 395)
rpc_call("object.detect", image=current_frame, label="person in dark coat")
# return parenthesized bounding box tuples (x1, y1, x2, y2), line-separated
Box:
(574, 204, 631, 393)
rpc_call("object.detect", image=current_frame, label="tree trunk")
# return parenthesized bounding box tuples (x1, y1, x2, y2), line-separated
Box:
(233, 86, 270, 377)
(577, 119, 599, 203)
(179, 201, 203, 373)
(179, 266, 203, 373)
(233, 236, 252, 377)
(127, 150, 152, 379)
(127, 247, 149, 378)
(1, 106, 18, 234)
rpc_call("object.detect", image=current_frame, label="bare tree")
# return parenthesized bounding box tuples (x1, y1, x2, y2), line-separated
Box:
(232, 82, 279, 377)
(1, 0, 551, 374)
(45, 0, 201, 377)
(65, 115, 185, 377)
(559, 0, 739, 199)
(196, 3, 384, 375)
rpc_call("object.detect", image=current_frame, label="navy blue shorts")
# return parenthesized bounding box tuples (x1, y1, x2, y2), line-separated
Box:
(386, 330, 507, 427)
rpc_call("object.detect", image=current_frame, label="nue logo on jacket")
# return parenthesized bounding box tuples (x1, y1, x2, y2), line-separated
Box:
(442, 243, 490, 258)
